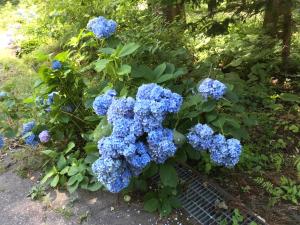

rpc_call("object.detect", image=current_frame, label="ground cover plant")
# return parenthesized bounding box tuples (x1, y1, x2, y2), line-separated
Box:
(0, 0, 299, 224)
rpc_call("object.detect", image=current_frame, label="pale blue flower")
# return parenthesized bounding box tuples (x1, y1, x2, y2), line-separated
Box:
(87, 16, 117, 39)
(38, 130, 51, 143)
(198, 78, 227, 100)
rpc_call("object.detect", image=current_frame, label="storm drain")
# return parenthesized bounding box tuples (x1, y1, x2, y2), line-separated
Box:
(175, 165, 266, 225)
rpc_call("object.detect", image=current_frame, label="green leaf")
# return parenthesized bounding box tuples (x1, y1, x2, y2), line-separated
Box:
(202, 101, 216, 112)
(83, 143, 98, 154)
(50, 175, 60, 187)
(94, 59, 110, 72)
(54, 51, 69, 62)
(160, 199, 172, 216)
(159, 164, 178, 187)
(60, 166, 70, 175)
(118, 43, 140, 57)
(65, 142, 75, 154)
(99, 48, 115, 55)
(143, 163, 158, 178)
(117, 64, 131, 76)
(153, 63, 166, 78)
(67, 181, 79, 193)
(131, 65, 155, 81)
(144, 198, 160, 213)
(186, 146, 201, 160)
(93, 118, 112, 141)
(205, 112, 218, 122)
(84, 152, 99, 164)
(279, 93, 300, 103)
(41, 166, 57, 184)
(67, 173, 84, 186)
(156, 74, 175, 83)
(68, 166, 79, 176)
(23, 97, 34, 104)
(226, 58, 242, 68)
(57, 155, 67, 170)
(174, 148, 187, 162)
(169, 196, 181, 208)
(86, 182, 102, 191)
(41, 150, 58, 158)
(173, 130, 186, 146)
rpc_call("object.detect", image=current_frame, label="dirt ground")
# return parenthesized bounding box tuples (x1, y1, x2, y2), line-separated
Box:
(0, 153, 193, 225)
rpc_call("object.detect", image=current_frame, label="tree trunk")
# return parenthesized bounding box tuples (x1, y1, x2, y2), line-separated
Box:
(263, 0, 293, 72)
(162, 0, 186, 23)
(281, 0, 292, 71)
(263, 0, 280, 37)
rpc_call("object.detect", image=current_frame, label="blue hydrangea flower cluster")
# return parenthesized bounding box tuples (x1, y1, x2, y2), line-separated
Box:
(187, 123, 242, 167)
(22, 121, 39, 146)
(0, 135, 4, 149)
(52, 60, 62, 70)
(93, 89, 117, 116)
(39, 130, 51, 143)
(210, 135, 242, 167)
(134, 83, 182, 133)
(25, 134, 39, 146)
(186, 124, 214, 151)
(47, 92, 57, 105)
(92, 84, 182, 193)
(198, 78, 227, 100)
(87, 16, 117, 39)
(22, 121, 36, 135)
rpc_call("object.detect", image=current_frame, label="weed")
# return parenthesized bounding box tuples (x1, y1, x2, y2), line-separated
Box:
(28, 184, 46, 200)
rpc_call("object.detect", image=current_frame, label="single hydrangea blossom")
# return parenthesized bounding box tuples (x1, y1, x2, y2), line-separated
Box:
(147, 128, 177, 164)
(187, 123, 214, 151)
(134, 83, 182, 133)
(39, 130, 51, 143)
(209, 135, 242, 167)
(198, 78, 227, 100)
(92, 157, 131, 193)
(87, 16, 117, 38)
(93, 89, 117, 116)
(52, 60, 62, 70)
(107, 97, 135, 123)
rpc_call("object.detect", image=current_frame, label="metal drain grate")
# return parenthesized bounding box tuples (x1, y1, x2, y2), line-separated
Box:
(175, 165, 266, 225)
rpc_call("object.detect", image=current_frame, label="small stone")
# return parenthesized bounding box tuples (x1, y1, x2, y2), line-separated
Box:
(110, 206, 115, 211)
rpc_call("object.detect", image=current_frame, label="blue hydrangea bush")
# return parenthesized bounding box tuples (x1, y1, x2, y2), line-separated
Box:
(4, 16, 248, 216)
